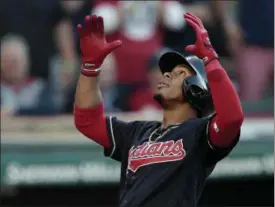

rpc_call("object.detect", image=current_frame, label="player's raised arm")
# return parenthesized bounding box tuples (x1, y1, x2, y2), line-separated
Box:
(74, 15, 122, 149)
(184, 13, 244, 147)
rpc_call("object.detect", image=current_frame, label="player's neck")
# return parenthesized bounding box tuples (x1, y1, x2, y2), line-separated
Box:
(162, 104, 196, 129)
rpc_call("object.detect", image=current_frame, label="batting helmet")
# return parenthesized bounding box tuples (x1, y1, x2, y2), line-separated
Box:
(159, 51, 214, 117)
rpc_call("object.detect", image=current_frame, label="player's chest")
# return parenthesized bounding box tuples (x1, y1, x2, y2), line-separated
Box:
(127, 124, 199, 173)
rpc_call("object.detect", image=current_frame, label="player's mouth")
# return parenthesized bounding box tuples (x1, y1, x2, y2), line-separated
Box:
(157, 81, 170, 89)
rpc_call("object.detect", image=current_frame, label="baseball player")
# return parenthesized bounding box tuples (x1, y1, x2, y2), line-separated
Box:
(74, 13, 244, 207)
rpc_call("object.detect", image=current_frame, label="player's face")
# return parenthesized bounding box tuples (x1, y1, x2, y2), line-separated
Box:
(154, 65, 193, 106)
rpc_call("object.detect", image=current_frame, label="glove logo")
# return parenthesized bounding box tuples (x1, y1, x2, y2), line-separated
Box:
(203, 38, 213, 50)
(84, 63, 96, 67)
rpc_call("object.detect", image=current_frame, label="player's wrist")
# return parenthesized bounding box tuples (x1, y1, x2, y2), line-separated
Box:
(203, 56, 219, 66)
(202, 50, 219, 66)
(80, 64, 101, 77)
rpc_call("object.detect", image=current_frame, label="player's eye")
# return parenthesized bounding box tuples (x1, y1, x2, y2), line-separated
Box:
(177, 71, 185, 77)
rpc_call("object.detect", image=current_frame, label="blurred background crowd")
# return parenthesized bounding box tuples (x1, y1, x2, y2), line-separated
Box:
(0, 1, 274, 207)
(0, 0, 274, 117)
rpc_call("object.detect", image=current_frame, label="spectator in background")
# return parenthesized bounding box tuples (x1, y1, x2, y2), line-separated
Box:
(0, 0, 78, 108)
(163, 0, 229, 57)
(128, 48, 172, 111)
(60, 0, 93, 55)
(59, 0, 93, 113)
(99, 53, 120, 112)
(1, 34, 59, 117)
(214, 0, 274, 102)
(92, 0, 186, 111)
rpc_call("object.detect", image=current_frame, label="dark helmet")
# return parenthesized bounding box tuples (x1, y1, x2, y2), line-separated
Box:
(159, 51, 214, 117)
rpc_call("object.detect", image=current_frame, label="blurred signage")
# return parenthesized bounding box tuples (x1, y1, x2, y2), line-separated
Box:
(1, 140, 273, 187)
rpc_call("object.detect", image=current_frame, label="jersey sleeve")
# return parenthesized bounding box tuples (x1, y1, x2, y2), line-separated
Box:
(104, 116, 145, 162)
(200, 116, 240, 166)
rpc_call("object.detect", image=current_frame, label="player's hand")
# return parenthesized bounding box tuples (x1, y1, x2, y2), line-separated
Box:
(77, 15, 122, 76)
(184, 13, 218, 65)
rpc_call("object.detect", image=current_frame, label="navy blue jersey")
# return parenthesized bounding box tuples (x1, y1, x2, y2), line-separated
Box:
(104, 116, 239, 207)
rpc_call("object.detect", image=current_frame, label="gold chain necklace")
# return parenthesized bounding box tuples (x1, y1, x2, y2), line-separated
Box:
(148, 125, 180, 143)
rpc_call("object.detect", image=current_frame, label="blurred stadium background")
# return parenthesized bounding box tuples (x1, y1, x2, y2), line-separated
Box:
(0, 0, 274, 206)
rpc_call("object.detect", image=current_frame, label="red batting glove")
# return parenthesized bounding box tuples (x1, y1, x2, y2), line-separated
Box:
(77, 15, 122, 77)
(184, 13, 218, 65)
